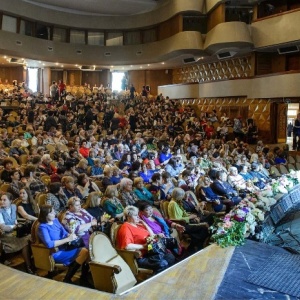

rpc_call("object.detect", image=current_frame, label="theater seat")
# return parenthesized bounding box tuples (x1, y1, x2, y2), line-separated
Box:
(89, 231, 137, 294)
(30, 220, 66, 275)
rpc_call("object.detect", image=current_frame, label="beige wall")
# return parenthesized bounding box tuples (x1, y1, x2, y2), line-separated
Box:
(251, 10, 300, 48)
(1, 0, 204, 30)
(0, 31, 203, 67)
(158, 72, 300, 99)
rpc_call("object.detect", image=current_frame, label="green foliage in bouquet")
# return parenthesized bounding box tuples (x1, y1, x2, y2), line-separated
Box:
(211, 219, 246, 248)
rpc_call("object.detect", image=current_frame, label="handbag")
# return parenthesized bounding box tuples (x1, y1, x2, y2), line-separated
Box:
(160, 237, 179, 251)
(16, 220, 33, 238)
(60, 237, 85, 251)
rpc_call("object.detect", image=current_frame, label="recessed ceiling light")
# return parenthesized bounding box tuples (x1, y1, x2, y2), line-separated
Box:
(4, 56, 6, 58)
(148, 64, 150, 66)
(130, 65, 133, 67)
(61, 65, 64, 67)
(55, 62, 58, 65)
(111, 66, 114, 68)
(140, 66, 143, 68)
(42, 63, 45, 66)
(161, 62, 165, 65)
(75, 64, 78, 67)
(39, 61, 41, 63)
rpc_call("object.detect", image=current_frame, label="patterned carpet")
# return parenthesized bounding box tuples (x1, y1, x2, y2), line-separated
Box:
(247, 252, 300, 297)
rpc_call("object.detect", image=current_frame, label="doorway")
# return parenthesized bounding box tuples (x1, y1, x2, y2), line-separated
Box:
(287, 103, 300, 148)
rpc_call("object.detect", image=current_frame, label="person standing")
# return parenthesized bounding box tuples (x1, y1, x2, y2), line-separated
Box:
(49, 81, 58, 102)
(129, 84, 136, 100)
(292, 113, 300, 150)
(287, 122, 293, 137)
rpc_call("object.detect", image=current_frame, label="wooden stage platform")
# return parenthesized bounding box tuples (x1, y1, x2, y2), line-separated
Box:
(0, 243, 234, 300)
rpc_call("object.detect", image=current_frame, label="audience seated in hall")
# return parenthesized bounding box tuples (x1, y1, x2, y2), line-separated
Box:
(0, 81, 291, 292)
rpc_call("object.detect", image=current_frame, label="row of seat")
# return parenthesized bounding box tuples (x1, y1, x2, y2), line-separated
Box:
(30, 220, 155, 294)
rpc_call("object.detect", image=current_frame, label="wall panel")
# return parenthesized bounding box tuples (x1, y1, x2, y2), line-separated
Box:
(188, 97, 272, 142)
(0, 66, 23, 84)
(207, 4, 225, 32)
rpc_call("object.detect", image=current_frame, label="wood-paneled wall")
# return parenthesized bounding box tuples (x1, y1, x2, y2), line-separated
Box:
(158, 15, 183, 41)
(190, 97, 273, 143)
(207, 3, 225, 32)
(81, 70, 110, 87)
(256, 52, 300, 75)
(128, 69, 172, 96)
(0, 66, 23, 84)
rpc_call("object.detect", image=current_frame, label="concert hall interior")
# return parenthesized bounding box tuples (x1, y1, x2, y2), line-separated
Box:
(0, 0, 300, 299)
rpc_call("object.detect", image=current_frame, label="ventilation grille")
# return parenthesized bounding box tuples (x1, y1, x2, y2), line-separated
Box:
(277, 45, 299, 55)
(80, 66, 96, 71)
(183, 57, 196, 64)
(9, 58, 24, 64)
(217, 51, 237, 60)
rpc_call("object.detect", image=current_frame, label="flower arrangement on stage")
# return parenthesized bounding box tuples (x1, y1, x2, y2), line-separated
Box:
(211, 170, 300, 248)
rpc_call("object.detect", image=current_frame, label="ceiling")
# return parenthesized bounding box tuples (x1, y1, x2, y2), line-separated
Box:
(0, 0, 265, 71)
(23, 0, 163, 16)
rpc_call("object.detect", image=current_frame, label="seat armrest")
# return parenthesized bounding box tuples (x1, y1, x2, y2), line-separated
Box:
(117, 249, 141, 259)
(89, 261, 122, 274)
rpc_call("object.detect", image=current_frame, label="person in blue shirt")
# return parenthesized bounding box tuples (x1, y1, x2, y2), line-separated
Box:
(159, 146, 172, 165)
(133, 177, 156, 206)
(38, 205, 89, 284)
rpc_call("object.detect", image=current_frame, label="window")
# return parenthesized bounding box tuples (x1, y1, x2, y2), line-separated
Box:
(36, 23, 50, 40)
(53, 27, 67, 42)
(2, 15, 17, 33)
(106, 32, 123, 46)
(143, 28, 157, 43)
(20, 20, 34, 36)
(124, 31, 141, 45)
(112, 72, 125, 92)
(28, 68, 38, 93)
(70, 30, 85, 44)
(88, 32, 104, 45)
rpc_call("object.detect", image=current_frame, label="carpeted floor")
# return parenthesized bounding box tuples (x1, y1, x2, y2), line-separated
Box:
(214, 240, 299, 300)
(247, 252, 300, 297)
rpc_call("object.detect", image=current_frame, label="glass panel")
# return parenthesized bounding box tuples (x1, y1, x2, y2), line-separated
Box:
(88, 32, 104, 46)
(2, 15, 17, 33)
(70, 30, 85, 44)
(20, 20, 33, 36)
(143, 28, 156, 43)
(36, 23, 50, 40)
(106, 32, 123, 46)
(124, 31, 141, 45)
(53, 27, 67, 42)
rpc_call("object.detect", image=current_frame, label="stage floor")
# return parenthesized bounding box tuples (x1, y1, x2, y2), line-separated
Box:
(0, 240, 296, 300)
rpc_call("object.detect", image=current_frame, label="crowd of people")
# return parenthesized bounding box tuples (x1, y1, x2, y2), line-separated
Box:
(0, 80, 291, 288)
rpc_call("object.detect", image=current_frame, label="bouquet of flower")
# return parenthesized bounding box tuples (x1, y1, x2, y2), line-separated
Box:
(69, 220, 77, 234)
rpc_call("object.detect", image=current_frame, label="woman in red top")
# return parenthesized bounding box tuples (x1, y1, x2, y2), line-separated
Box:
(117, 205, 175, 274)
(205, 122, 215, 139)
(79, 140, 90, 158)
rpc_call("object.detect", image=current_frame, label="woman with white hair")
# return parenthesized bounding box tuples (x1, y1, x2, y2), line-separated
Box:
(119, 178, 139, 207)
(40, 153, 56, 175)
(116, 205, 175, 274)
(227, 166, 247, 190)
(9, 139, 25, 160)
(168, 188, 211, 252)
